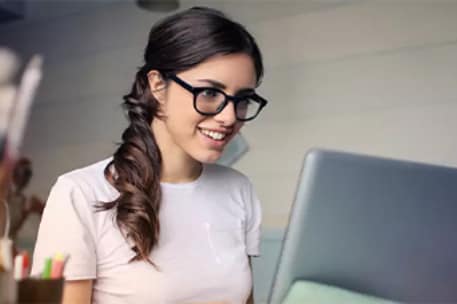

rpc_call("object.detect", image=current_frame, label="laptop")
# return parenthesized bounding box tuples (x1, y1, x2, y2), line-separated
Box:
(268, 149, 457, 303)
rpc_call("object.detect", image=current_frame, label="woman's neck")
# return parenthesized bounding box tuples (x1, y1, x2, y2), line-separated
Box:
(152, 119, 202, 184)
(161, 158, 202, 184)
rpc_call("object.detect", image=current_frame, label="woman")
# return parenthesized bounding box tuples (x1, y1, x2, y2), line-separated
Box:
(32, 7, 267, 304)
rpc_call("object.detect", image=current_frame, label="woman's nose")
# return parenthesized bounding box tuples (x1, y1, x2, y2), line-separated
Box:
(213, 101, 237, 126)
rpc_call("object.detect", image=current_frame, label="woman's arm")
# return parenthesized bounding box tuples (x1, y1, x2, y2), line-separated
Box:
(247, 257, 254, 304)
(62, 280, 93, 304)
(247, 290, 254, 304)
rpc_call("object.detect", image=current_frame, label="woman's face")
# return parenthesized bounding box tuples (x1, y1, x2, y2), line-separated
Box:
(153, 53, 257, 163)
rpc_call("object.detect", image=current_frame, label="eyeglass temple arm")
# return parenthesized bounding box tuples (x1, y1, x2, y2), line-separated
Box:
(168, 75, 194, 93)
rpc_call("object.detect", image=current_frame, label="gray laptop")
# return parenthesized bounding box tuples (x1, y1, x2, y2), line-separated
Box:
(268, 149, 457, 303)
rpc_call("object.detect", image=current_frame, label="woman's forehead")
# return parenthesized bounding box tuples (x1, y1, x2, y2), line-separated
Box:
(178, 53, 257, 90)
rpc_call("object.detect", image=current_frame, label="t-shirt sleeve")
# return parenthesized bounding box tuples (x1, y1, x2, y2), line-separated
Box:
(31, 176, 97, 280)
(244, 179, 262, 257)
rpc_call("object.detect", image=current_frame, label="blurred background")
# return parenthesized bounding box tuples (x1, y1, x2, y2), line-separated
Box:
(1, 0, 457, 302)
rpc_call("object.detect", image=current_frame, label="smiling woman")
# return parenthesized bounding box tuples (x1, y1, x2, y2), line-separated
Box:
(30, 6, 266, 304)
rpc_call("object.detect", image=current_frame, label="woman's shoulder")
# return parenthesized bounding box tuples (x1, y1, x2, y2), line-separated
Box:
(53, 157, 117, 201)
(59, 157, 111, 182)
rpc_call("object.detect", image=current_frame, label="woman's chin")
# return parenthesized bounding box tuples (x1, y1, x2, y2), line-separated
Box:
(195, 150, 223, 164)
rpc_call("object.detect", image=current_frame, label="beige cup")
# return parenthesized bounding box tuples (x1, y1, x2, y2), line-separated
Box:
(17, 278, 64, 304)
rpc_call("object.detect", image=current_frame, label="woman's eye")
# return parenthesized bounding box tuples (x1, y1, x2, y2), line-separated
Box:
(201, 89, 219, 98)
(239, 97, 253, 106)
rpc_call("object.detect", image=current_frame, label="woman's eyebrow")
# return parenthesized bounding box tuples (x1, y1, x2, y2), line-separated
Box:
(197, 78, 255, 95)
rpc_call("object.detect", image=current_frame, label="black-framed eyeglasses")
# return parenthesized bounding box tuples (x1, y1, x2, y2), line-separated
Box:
(168, 74, 268, 122)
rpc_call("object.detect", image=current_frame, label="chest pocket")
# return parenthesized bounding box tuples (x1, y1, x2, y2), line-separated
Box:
(202, 219, 248, 269)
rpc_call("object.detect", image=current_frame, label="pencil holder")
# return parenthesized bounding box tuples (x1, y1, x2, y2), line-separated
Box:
(0, 271, 17, 304)
(17, 277, 64, 304)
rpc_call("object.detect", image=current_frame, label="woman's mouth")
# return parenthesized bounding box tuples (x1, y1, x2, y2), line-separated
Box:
(198, 128, 229, 141)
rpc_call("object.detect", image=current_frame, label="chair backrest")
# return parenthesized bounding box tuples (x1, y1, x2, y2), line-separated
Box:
(269, 149, 457, 303)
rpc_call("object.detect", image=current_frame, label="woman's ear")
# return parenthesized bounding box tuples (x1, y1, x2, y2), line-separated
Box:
(147, 70, 167, 103)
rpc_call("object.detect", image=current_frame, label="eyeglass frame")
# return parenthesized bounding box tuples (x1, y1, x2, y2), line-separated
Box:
(167, 74, 268, 122)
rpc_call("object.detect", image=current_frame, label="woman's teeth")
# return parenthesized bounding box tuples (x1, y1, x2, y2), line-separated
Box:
(200, 128, 226, 141)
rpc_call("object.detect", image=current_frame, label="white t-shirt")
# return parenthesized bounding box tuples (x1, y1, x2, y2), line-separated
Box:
(31, 158, 262, 304)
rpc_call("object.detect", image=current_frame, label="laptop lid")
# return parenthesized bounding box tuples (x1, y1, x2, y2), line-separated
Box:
(268, 149, 457, 303)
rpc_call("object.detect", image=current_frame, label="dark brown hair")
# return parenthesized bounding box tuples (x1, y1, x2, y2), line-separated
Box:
(99, 6, 264, 263)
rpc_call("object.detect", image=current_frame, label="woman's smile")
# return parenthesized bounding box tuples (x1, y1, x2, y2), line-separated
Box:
(197, 127, 233, 150)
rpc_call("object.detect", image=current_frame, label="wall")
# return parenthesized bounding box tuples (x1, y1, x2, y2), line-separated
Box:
(238, 1, 457, 229)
